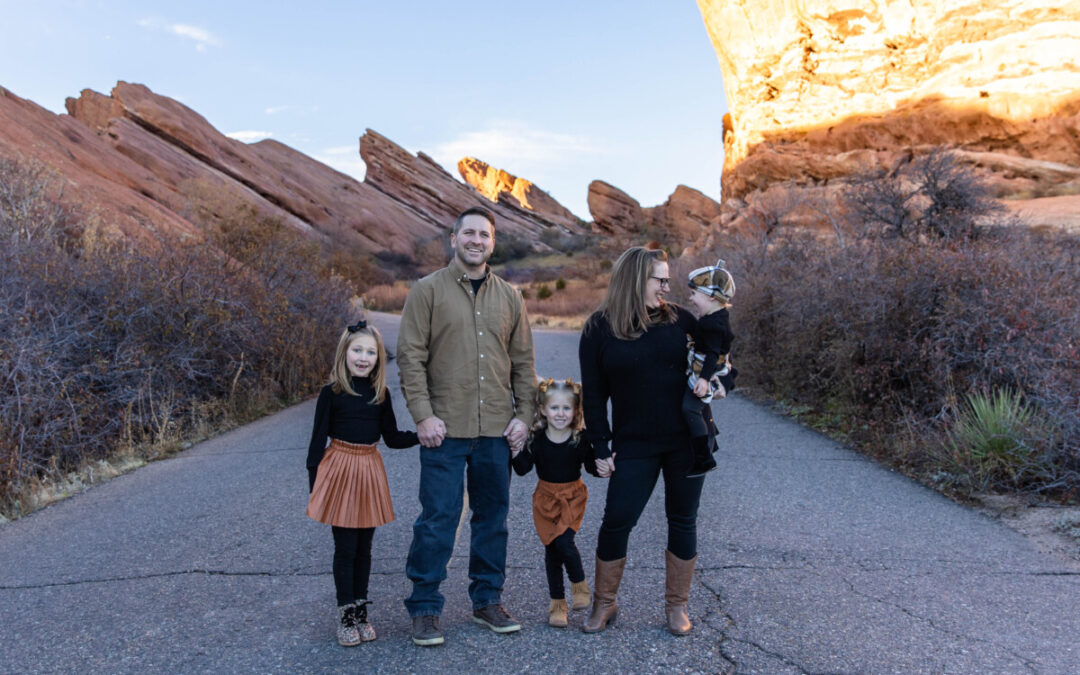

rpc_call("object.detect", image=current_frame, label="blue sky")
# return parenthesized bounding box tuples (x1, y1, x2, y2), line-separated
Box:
(1, 1, 728, 218)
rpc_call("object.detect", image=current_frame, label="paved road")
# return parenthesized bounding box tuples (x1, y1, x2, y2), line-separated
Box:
(2, 312, 1078, 674)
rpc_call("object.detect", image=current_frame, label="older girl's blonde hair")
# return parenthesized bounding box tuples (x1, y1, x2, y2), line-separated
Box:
(599, 246, 676, 340)
(330, 323, 387, 404)
(533, 377, 584, 442)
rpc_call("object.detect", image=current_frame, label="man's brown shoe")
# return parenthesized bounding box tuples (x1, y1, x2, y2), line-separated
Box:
(411, 615, 444, 646)
(472, 604, 522, 633)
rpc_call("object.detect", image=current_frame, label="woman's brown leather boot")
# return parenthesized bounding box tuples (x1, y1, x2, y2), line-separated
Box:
(664, 550, 696, 635)
(582, 557, 626, 633)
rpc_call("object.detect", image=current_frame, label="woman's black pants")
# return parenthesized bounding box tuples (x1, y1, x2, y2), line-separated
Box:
(596, 448, 704, 562)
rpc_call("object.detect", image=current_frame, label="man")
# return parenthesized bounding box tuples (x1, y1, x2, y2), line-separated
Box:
(397, 206, 537, 646)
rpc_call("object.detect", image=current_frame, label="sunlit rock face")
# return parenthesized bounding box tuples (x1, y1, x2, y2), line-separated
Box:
(458, 157, 581, 230)
(698, 0, 1080, 201)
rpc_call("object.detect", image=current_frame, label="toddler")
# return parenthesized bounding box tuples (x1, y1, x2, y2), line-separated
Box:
(683, 259, 737, 478)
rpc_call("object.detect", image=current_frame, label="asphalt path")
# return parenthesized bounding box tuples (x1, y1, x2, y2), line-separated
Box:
(2, 311, 1079, 674)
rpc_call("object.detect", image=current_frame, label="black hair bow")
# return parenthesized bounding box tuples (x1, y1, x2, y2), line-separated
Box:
(347, 319, 367, 333)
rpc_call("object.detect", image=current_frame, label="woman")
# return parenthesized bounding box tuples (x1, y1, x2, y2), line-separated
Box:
(578, 246, 706, 635)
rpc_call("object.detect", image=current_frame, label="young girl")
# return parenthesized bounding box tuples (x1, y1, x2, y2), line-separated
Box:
(511, 378, 597, 628)
(305, 319, 418, 646)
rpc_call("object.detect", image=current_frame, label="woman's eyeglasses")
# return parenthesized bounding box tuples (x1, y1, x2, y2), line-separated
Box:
(649, 276, 671, 288)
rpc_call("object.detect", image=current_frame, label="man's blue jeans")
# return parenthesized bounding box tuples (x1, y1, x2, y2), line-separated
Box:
(404, 436, 510, 617)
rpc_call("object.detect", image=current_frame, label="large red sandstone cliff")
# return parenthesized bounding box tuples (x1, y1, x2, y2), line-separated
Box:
(697, 0, 1080, 229)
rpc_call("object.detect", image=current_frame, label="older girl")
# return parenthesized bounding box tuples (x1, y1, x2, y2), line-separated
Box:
(306, 319, 418, 646)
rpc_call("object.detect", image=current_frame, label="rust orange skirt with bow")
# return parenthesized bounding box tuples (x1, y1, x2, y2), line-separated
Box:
(306, 438, 394, 528)
(532, 478, 588, 546)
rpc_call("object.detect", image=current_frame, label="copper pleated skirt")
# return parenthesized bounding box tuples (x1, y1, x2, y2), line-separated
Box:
(532, 478, 588, 546)
(306, 438, 394, 528)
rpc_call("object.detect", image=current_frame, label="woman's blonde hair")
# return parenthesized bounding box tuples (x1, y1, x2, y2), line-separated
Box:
(330, 323, 387, 404)
(533, 377, 584, 442)
(599, 246, 676, 340)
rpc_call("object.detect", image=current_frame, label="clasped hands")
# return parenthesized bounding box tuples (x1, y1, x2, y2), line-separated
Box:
(416, 416, 529, 453)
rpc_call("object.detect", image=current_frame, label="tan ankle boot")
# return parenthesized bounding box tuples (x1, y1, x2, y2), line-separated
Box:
(582, 557, 626, 633)
(570, 580, 591, 611)
(664, 550, 696, 635)
(548, 598, 568, 627)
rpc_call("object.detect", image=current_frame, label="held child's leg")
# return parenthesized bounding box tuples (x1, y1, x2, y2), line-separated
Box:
(681, 388, 711, 439)
(683, 390, 717, 477)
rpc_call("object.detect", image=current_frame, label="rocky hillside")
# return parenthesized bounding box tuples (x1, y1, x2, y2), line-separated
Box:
(0, 82, 592, 263)
(697, 0, 1080, 230)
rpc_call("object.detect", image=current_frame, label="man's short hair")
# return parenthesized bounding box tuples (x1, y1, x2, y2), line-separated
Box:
(453, 206, 496, 234)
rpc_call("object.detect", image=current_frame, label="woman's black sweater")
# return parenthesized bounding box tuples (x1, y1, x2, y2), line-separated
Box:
(306, 377, 419, 470)
(578, 305, 696, 459)
(511, 432, 598, 483)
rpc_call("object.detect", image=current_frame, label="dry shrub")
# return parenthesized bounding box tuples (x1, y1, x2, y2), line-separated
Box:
(363, 282, 412, 312)
(524, 278, 607, 327)
(713, 224, 1080, 496)
(698, 150, 1080, 498)
(0, 157, 352, 517)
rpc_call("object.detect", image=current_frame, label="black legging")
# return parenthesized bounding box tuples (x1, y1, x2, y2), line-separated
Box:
(545, 528, 585, 599)
(331, 526, 374, 606)
(596, 448, 704, 562)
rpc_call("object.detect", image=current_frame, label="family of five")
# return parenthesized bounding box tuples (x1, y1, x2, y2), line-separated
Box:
(304, 206, 736, 647)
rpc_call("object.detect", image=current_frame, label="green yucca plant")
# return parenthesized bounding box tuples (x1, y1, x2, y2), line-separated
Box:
(948, 389, 1045, 489)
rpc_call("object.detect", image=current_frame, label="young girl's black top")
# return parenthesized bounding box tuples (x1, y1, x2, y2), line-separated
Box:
(306, 377, 419, 470)
(693, 307, 734, 382)
(511, 432, 598, 483)
(578, 304, 696, 460)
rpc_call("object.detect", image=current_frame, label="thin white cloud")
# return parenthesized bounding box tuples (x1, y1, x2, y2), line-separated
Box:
(265, 105, 289, 115)
(227, 130, 273, 143)
(431, 121, 603, 170)
(138, 17, 221, 51)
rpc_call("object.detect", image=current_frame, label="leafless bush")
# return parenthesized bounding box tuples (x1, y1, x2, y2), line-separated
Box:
(0, 156, 73, 245)
(363, 282, 411, 312)
(706, 154, 1079, 497)
(845, 148, 1004, 241)
(0, 157, 352, 516)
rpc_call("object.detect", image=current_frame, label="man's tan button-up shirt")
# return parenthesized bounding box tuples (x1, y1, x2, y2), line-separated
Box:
(397, 257, 537, 438)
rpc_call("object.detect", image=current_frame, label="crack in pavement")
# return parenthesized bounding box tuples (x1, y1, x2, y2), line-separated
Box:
(0, 567, 421, 590)
(837, 574, 1039, 674)
(698, 575, 821, 675)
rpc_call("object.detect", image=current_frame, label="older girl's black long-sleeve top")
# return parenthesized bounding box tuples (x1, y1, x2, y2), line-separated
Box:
(511, 432, 598, 483)
(306, 377, 419, 470)
(578, 305, 696, 460)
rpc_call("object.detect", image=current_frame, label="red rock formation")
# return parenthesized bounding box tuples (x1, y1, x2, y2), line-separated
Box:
(0, 85, 199, 242)
(644, 185, 723, 240)
(457, 157, 581, 231)
(587, 180, 645, 234)
(3, 80, 588, 265)
(359, 131, 566, 248)
(697, 0, 1080, 202)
